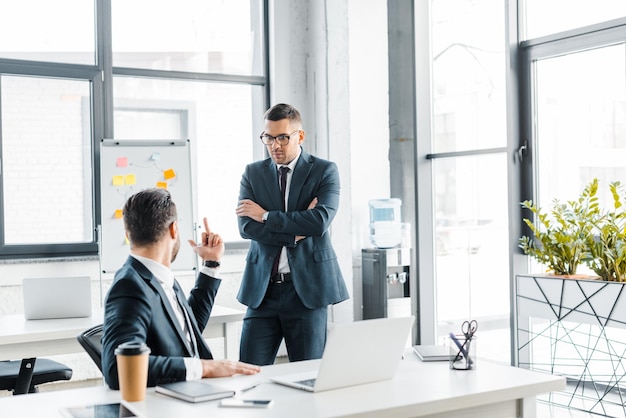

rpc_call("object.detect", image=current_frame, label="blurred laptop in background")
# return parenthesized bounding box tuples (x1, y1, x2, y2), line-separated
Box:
(22, 276, 92, 320)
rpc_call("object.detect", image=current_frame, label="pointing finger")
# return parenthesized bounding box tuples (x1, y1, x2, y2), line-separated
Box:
(203, 217, 211, 234)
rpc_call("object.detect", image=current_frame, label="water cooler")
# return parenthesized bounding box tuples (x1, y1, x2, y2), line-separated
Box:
(362, 247, 411, 319)
(362, 199, 411, 319)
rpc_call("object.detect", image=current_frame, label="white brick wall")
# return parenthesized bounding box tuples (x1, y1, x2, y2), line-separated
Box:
(2, 75, 92, 244)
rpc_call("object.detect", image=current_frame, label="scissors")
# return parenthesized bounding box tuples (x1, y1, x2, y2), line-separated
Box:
(461, 320, 478, 340)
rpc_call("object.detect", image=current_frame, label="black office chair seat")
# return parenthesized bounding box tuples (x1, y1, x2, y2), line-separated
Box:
(0, 358, 72, 395)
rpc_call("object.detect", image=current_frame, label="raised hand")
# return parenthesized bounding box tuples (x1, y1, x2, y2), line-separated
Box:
(188, 217, 224, 262)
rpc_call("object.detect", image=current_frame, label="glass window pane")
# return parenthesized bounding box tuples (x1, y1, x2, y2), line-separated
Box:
(433, 154, 510, 363)
(113, 77, 262, 242)
(431, 0, 506, 153)
(0, 0, 95, 65)
(535, 44, 626, 213)
(523, 0, 626, 40)
(430, 0, 510, 364)
(111, 0, 264, 76)
(114, 109, 185, 140)
(1, 75, 93, 244)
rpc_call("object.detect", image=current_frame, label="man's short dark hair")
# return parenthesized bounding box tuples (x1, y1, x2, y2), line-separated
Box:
(264, 103, 302, 125)
(123, 188, 177, 247)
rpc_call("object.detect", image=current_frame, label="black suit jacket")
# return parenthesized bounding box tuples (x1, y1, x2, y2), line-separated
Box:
(102, 256, 219, 389)
(237, 148, 349, 309)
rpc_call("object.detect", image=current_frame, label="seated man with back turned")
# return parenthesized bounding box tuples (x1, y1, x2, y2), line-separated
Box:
(102, 188, 260, 389)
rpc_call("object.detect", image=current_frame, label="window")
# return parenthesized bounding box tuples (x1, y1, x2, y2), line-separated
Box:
(0, 0, 95, 65)
(520, 13, 626, 267)
(0, 0, 267, 259)
(112, 77, 263, 242)
(417, 0, 511, 364)
(1, 76, 93, 246)
(533, 44, 626, 209)
(522, 0, 626, 40)
(111, 0, 264, 76)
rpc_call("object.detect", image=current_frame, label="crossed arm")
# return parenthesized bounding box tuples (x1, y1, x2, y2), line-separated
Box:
(236, 197, 317, 242)
(235, 162, 340, 247)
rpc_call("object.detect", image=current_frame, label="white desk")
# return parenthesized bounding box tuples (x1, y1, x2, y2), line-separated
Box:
(0, 353, 565, 417)
(0, 305, 244, 360)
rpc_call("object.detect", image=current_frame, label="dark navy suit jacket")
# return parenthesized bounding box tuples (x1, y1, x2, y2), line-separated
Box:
(102, 256, 218, 389)
(237, 148, 349, 309)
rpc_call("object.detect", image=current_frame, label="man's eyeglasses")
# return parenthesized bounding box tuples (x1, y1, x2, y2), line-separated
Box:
(259, 130, 300, 146)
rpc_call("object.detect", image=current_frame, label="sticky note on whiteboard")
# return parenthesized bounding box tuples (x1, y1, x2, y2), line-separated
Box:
(112, 175, 124, 186)
(116, 157, 128, 167)
(163, 168, 176, 180)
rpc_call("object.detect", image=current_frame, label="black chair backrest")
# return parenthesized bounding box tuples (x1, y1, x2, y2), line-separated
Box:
(77, 324, 103, 373)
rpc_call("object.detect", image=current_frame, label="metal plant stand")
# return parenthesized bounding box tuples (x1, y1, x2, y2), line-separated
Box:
(515, 274, 626, 417)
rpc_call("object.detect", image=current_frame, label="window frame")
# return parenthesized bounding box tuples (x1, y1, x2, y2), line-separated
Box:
(512, 11, 626, 363)
(517, 18, 626, 242)
(0, 60, 103, 259)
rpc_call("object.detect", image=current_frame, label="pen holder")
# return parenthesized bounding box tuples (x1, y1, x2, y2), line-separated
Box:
(448, 333, 476, 370)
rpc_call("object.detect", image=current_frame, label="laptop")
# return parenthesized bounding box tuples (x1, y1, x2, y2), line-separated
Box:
(23, 276, 92, 320)
(270, 316, 414, 392)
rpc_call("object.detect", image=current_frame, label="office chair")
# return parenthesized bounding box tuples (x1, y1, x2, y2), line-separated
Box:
(0, 357, 72, 395)
(77, 324, 103, 373)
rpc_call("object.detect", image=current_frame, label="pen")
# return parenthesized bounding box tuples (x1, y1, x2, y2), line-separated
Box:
(240, 381, 262, 393)
(449, 332, 473, 365)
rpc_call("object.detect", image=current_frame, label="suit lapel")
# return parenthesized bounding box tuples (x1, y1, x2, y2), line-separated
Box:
(288, 150, 313, 211)
(262, 159, 284, 210)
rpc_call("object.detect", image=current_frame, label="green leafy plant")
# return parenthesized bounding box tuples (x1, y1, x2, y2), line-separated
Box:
(519, 179, 600, 276)
(584, 181, 626, 282)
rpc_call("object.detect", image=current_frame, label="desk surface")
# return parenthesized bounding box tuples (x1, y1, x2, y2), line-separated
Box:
(0, 305, 245, 359)
(0, 353, 565, 418)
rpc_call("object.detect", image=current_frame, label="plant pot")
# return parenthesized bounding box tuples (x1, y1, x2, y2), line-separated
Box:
(514, 274, 626, 416)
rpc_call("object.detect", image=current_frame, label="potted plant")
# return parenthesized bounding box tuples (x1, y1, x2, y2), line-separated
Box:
(584, 181, 626, 282)
(518, 178, 600, 277)
(515, 178, 626, 416)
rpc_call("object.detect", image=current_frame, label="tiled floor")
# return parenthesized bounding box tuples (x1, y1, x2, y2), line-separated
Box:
(537, 403, 597, 417)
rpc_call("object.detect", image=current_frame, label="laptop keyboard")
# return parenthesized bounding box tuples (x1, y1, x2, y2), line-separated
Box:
(296, 378, 317, 387)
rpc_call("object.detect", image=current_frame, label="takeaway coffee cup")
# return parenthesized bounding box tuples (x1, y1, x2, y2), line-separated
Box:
(115, 341, 151, 401)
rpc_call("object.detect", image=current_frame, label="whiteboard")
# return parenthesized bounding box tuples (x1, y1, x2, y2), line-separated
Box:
(99, 139, 197, 273)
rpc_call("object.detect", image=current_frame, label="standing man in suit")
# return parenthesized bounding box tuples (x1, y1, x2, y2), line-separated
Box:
(102, 188, 259, 389)
(235, 103, 350, 365)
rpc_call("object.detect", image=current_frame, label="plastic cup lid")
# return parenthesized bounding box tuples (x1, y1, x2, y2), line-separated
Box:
(114, 341, 151, 356)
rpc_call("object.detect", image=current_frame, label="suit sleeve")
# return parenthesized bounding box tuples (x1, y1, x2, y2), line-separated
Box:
(238, 161, 340, 247)
(187, 271, 220, 331)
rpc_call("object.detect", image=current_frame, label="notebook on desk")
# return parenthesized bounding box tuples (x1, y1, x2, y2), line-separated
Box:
(23, 276, 92, 320)
(412, 344, 452, 362)
(270, 316, 414, 392)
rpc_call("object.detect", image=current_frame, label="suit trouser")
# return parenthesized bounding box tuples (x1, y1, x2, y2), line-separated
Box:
(239, 281, 328, 366)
